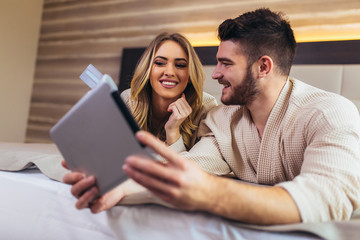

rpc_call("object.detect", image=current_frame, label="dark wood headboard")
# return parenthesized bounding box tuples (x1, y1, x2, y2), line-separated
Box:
(119, 40, 360, 93)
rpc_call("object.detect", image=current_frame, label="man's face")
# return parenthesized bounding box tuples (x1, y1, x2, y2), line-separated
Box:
(212, 40, 259, 106)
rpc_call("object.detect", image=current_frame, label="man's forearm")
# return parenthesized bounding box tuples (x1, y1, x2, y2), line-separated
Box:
(203, 175, 301, 225)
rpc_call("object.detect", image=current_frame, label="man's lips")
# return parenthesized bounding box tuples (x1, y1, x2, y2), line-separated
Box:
(218, 80, 230, 88)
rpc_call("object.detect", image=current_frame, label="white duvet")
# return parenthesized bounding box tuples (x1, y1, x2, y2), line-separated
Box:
(0, 142, 359, 240)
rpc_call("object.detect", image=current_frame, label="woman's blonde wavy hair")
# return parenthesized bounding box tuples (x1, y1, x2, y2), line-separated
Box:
(129, 32, 205, 150)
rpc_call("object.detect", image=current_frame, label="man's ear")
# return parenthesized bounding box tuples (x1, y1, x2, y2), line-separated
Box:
(257, 56, 273, 78)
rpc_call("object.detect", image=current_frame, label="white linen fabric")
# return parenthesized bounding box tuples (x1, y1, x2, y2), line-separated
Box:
(171, 78, 360, 222)
(0, 169, 117, 240)
(107, 205, 320, 240)
(2, 168, 360, 240)
(0, 169, 316, 240)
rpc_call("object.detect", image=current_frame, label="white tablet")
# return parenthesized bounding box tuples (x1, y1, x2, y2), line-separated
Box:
(50, 77, 154, 197)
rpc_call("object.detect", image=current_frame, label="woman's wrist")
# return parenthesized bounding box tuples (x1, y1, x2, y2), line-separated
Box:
(165, 129, 180, 145)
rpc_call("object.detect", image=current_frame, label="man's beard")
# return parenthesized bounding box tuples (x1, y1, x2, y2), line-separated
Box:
(221, 66, 259, 106)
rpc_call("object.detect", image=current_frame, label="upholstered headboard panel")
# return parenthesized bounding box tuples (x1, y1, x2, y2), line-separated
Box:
(119, 40, 360, 112)
(290, 65, 360, 111)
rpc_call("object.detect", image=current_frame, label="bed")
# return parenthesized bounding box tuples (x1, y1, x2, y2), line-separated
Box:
(1, 40, 360, 240)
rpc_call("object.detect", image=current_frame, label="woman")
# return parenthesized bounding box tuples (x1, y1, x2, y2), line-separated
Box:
(121, 32, 217, 150)
(62, 32, 217, 212)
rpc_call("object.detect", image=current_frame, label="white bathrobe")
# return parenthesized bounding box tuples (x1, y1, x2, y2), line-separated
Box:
(173, 78, 360, 222)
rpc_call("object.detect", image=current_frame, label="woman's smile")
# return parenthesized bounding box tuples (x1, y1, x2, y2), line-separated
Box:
(160, 79, 178, 88)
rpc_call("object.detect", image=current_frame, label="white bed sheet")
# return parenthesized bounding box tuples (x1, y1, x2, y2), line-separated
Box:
(107, 205, 320, 240)
(0, 168, 322, 240)
(0, 169, 117, 240)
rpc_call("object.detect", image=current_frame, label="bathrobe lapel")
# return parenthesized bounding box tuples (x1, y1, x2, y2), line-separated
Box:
(256, 79, 292, 185)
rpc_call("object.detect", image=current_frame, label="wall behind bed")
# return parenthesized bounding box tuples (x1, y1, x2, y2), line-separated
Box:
(0, 0, 43, 143)
(25, 0, 360, 143)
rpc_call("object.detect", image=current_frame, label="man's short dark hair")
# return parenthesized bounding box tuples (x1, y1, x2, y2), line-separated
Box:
(218, 8, 297, 76)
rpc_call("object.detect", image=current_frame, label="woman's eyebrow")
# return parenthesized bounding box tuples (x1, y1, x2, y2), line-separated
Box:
(154, 56, 168, 60)
(175, 58, 188, 62)
(154, 56, 187, 62)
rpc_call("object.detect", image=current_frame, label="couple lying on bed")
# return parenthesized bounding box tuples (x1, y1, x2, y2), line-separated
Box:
(63, 8, 360, 225)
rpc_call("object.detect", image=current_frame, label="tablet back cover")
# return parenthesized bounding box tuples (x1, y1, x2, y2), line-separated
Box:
(50, 80, 152, 196)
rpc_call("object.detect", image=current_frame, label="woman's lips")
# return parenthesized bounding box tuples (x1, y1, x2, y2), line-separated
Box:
(160, 80, 178, 89)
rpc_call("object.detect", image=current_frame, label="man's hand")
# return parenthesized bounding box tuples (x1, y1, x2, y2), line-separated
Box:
(164, 93, 192, 145)
(62, 160, 125, 213)
(123, 131, 301, 225)
(122, 131, 213, 211)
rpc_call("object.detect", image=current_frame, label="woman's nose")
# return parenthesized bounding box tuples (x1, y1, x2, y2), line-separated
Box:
(164, 64, 175, 77)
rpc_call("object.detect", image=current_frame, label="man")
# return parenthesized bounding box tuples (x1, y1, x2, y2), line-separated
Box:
(64, 8, 360, 225)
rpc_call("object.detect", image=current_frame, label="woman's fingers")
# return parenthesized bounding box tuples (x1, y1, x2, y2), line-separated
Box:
(168, 98, 192, 118)
(90, 184, 126, 213)
(75, 186, 98, 209)
(63, 171, 125, 213)
(63, 171, 86, 184)
(165, 97, 192, 136)
(61, 159, 69, 169)
(70, 175, 96, 198)
(178, 96, 192, 114)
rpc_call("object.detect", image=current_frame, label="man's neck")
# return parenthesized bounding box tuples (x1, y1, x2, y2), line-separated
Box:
(247, 76, 287, 138)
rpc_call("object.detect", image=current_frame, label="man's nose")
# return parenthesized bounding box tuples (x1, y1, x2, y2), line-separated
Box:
(211, 66, 222, 80)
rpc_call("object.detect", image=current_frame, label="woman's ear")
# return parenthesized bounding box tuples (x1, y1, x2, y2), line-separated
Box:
(257, 56, 273, 78)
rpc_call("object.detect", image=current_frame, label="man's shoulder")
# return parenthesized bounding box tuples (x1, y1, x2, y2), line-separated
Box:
(290, 79, 359, 125)
(291, 79, 357, 111)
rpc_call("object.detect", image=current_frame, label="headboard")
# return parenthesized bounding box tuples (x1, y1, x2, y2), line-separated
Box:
(119, 40, 360, 112)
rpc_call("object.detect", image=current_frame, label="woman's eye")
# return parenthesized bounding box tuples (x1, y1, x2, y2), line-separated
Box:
(154, 61, 165, 66)
(176, 63, 187, 68)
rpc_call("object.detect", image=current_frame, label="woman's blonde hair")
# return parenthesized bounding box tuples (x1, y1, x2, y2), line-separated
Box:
(130, 32, 205, 150)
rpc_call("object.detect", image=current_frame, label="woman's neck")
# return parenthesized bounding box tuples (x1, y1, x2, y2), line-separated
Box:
(151, 94, 174, 124)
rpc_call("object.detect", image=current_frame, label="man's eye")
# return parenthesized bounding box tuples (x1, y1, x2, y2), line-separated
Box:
(154, 61, 165, 66)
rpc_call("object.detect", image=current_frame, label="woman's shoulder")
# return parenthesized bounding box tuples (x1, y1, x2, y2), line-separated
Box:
(202, 92, 218, 111)
(120, 88, 131, 101)
(192, 92, 218, 125)
(120, 88, 132, 109)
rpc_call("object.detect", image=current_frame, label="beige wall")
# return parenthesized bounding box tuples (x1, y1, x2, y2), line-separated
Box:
(0, 0, 44, 142)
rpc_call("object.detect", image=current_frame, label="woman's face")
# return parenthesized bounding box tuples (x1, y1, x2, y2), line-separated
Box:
(150, 40, 190, 101)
